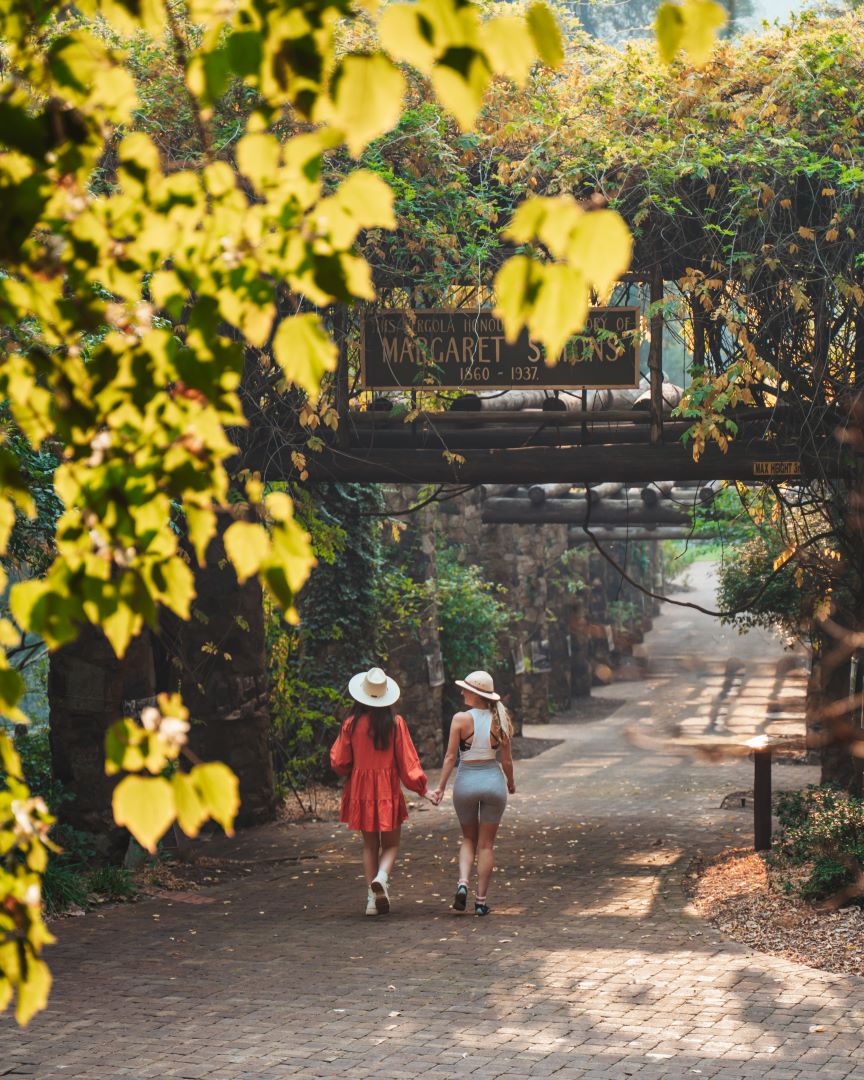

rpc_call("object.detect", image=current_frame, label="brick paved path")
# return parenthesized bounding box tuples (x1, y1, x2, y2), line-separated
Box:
(3, 563, 864, 1079)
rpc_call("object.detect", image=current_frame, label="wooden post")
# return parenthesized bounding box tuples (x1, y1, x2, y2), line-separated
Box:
(649, 265, 664, 445)
(754, 748, 773, 851)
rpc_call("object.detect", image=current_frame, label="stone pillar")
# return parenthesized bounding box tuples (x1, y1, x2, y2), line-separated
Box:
(48, 626, 155, 857)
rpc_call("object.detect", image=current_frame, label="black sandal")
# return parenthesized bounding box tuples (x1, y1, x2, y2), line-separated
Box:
(453, 883, 468, 911)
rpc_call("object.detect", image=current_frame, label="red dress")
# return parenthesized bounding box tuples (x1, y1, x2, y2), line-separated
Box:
(330, 713, 427, 831)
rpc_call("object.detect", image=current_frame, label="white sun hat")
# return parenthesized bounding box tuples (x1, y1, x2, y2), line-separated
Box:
(454, 670, 500, 702)
(348, 666, 401, 708)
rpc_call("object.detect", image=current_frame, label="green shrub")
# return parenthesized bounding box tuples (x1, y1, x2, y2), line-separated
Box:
(772, 785, 864, 903)
(87, 866, 137, 902)
(436, 544, 511, 680)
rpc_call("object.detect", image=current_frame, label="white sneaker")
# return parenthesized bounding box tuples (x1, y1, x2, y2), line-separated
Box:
(371, 872, 390, 915)
(366, 889, 377, 916)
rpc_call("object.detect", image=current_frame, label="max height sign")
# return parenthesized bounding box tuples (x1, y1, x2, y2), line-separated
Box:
(361, 308, 640, 390)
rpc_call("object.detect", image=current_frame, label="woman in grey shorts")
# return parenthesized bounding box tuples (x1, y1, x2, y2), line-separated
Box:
(429, 671, 515, 916)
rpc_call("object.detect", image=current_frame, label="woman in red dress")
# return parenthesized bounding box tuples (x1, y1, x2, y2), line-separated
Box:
(330, 667, 433, 916)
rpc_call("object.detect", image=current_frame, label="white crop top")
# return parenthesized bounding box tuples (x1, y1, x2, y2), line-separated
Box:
(460, 707, 498, 762)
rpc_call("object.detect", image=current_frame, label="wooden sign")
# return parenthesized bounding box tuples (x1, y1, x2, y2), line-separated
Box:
(360, 308, 640, 390)
(753, 461, 801, 477)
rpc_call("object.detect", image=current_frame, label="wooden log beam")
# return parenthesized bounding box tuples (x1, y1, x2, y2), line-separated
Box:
(568, 528, 711, 542)
(528, 483, 575, 504)
(342, 423, 693, 450)
(481, 498, 691, 525)
(346, 407, 784, 427)
(256, 441, 808, 484)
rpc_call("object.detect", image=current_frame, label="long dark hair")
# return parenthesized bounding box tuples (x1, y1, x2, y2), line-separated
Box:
(348, 704, 395, 751)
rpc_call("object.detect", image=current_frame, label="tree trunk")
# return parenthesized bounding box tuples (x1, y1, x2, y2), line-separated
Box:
(165, 516, 277, 827)
(49, 626, 155, 858)
(811, 637, 862, 795)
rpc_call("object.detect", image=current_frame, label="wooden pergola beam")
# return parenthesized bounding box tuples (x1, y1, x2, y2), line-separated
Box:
(481, 498, 691, 525)
(264, 440, 806, 484)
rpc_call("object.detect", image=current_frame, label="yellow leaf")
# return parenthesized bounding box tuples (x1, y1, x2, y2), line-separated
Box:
(186, 506, 216, 566)
(191, 762, 240, 835)
(494, 255, 543, 343)
(431, 52, 491, 132)
(484, 16, 538, 87)
(101, 602, 143, 660)
(379, 4, 438, 72)
(172, 772, 209, 838)
(526, 2, 564, 68)
(15, 958, 51, 1028)
(223, 521, 271, 585)
(323, 55, 406, 157)
(76, 0, 166, 34)
(112, 776, 176, 853)
(798, 226, 816, 241)
(773, 546, 796, 572)
(656, 0, 727, 66)
(567, 210, 632, 298)
(316, 170, 396, 249)
(530, 264, 590, 363)
(236, 133, 281, 193)
(506, 195, 582, 259)
(271, 314, 337, 398)
(655, 2, 685, 64)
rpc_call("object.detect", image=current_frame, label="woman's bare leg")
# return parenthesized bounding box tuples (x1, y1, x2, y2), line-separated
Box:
(459, 821, 479, 884)
(378, 828, 401, 878)
(361, 830, 380, 883)
(476, 822, 500, 899)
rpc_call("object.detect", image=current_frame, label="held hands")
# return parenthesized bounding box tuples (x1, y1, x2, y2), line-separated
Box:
(424, 788, 443, 806)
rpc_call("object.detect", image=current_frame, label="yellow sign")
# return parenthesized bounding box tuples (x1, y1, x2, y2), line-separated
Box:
(753, 461, 801, 477)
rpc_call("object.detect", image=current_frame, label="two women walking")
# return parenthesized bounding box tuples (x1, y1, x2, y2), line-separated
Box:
(330, 666, 515, 917)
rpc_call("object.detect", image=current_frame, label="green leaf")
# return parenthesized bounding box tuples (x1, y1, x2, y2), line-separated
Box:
(112, 775, 176, 853)
(323, 55, 406, 157)
(172, 772, 209, 838)
(223, 521, 271, 585)
(526, 2, 564, 68)
(271, 314, 337, 398)
(191, 762, 240, 835)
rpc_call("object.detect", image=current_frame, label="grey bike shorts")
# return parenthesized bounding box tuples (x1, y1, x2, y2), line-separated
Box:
(452, 761, 508, 826)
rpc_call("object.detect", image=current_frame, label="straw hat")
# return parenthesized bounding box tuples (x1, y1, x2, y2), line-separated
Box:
(348, 666, 401, 708)
(454, 670, 500, 702)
